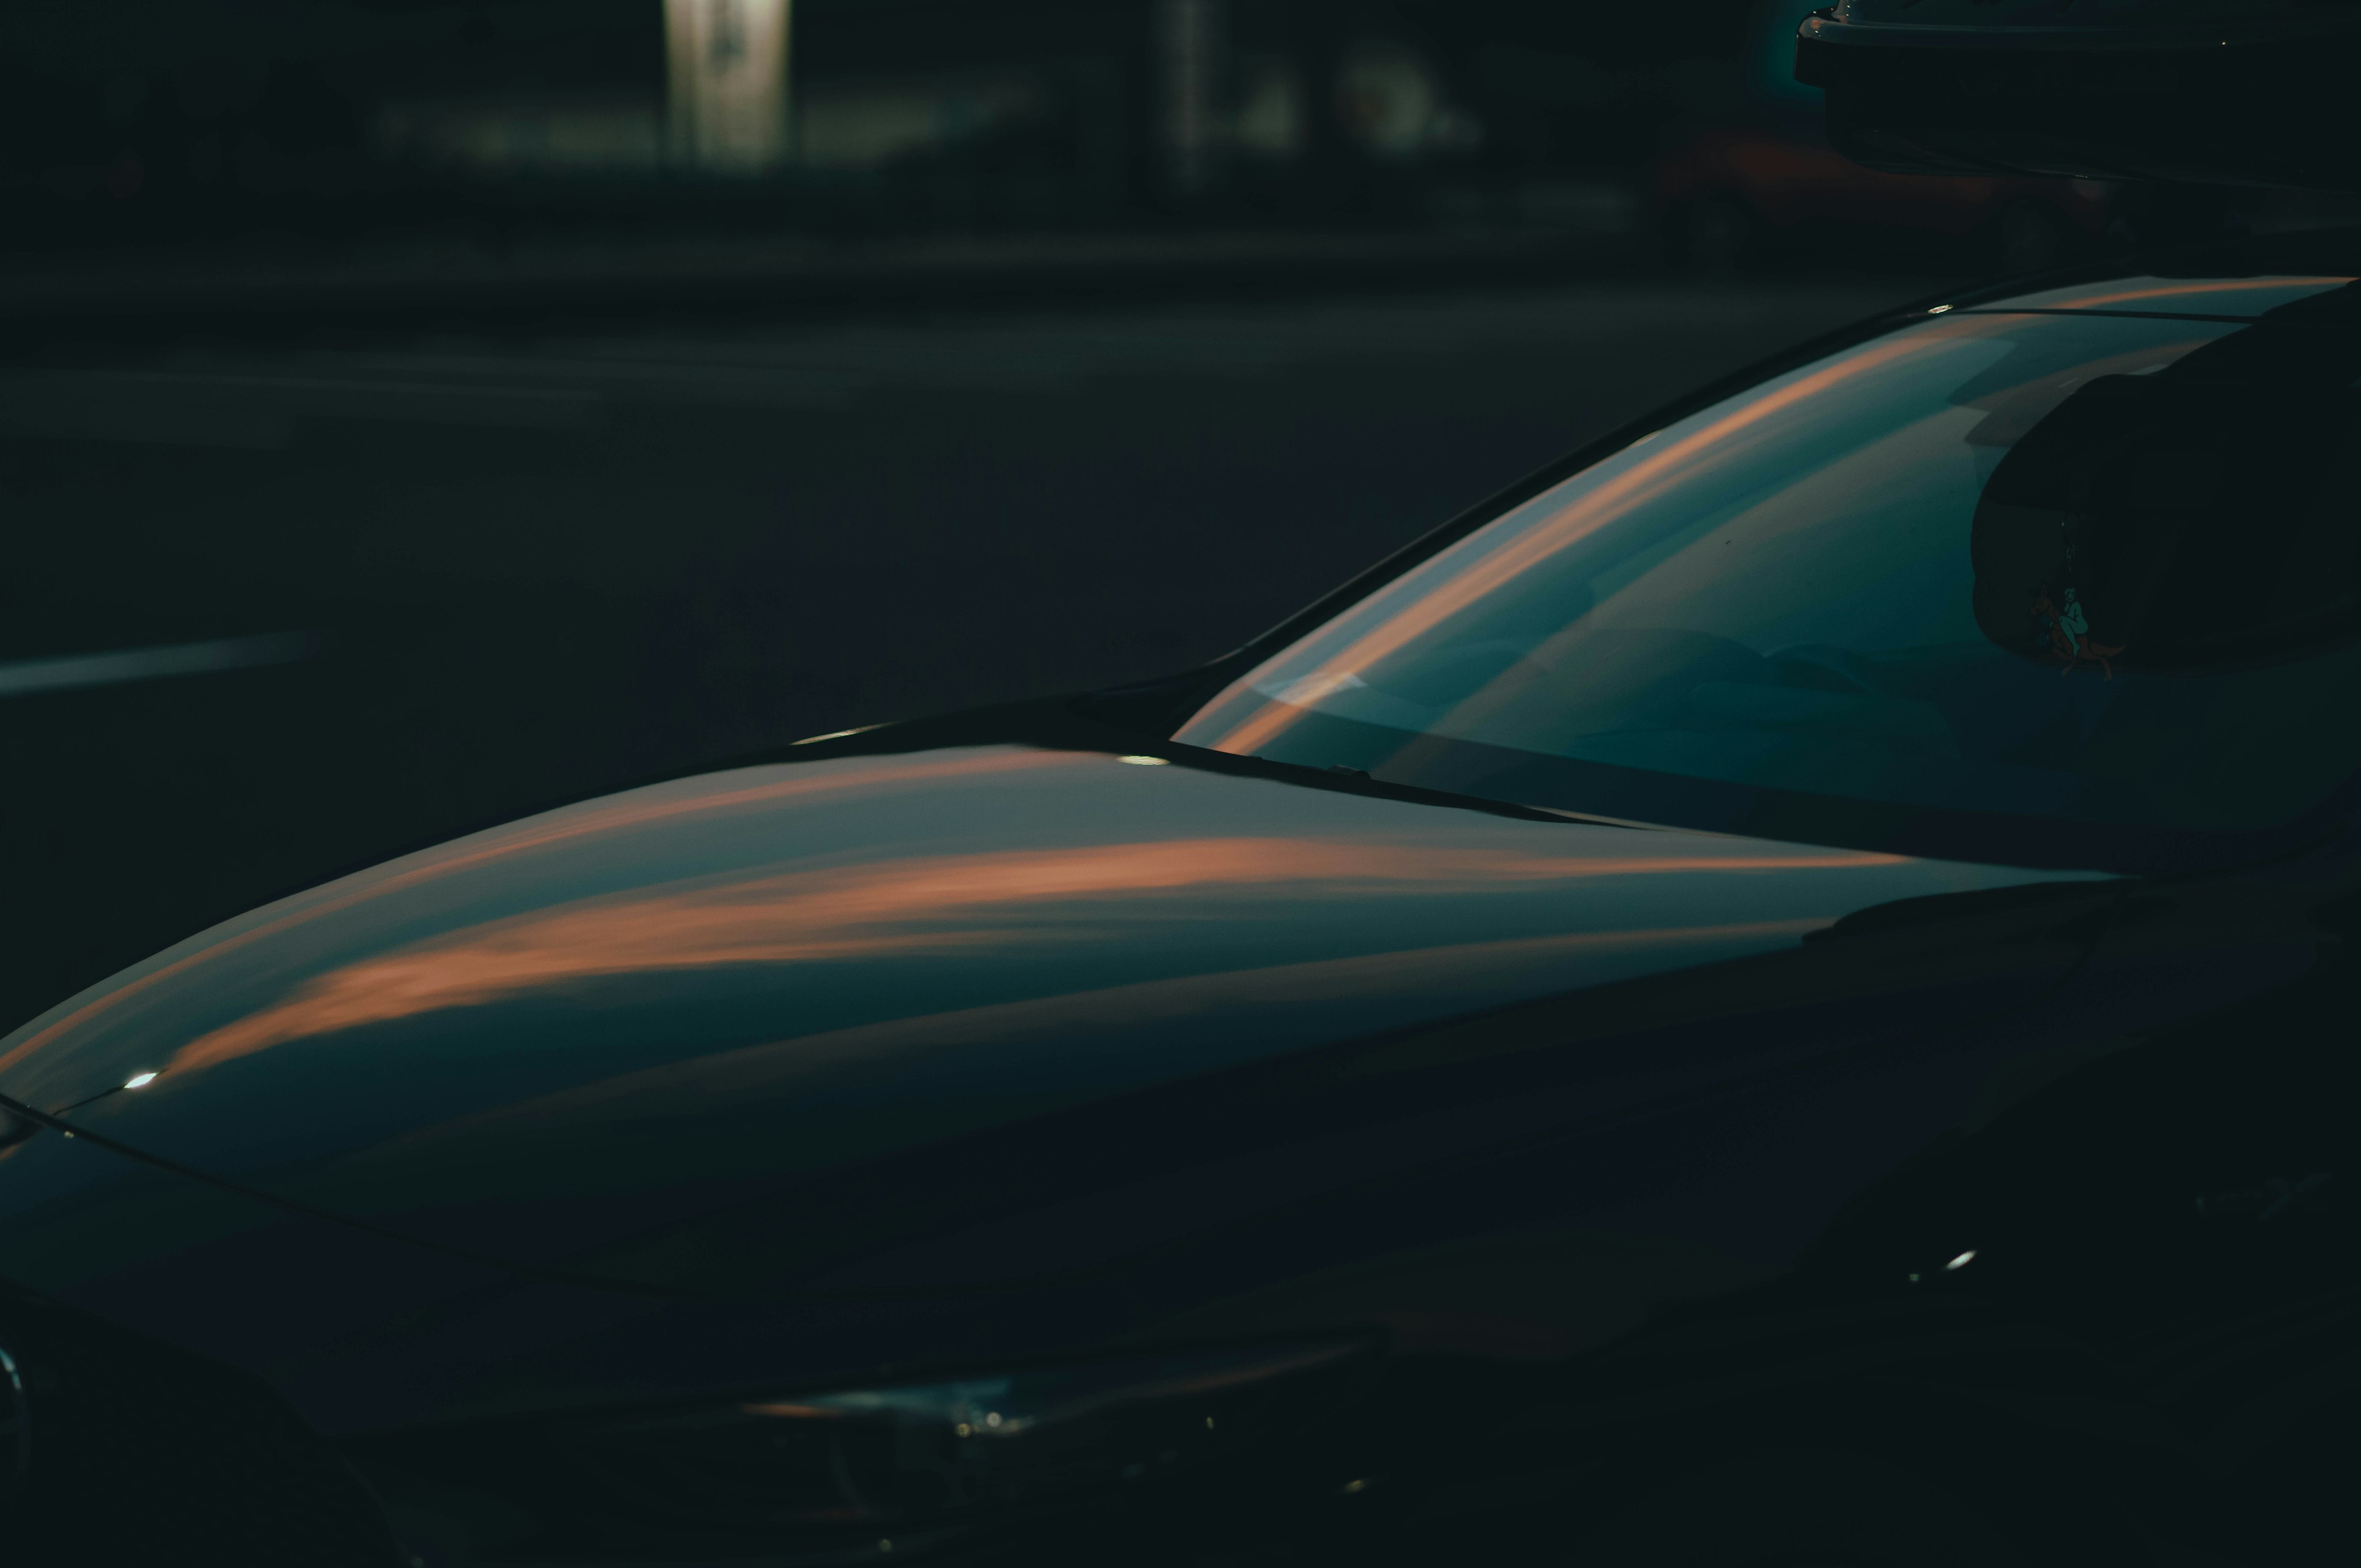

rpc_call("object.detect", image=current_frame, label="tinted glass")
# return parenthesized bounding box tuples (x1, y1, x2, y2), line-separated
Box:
(1176, 310, 2361, 863)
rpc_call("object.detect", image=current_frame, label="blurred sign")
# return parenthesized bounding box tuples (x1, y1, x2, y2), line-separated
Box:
(666, 0, 793, 172)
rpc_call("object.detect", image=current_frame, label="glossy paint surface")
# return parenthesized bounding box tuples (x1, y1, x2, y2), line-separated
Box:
(9, 252, 2349, 1485)
(0, 741, 2094, 1299)
(1972, 274, 2355, 318)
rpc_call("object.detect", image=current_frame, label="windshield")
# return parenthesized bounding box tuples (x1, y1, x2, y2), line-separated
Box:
(1174, 307, 2361, 868)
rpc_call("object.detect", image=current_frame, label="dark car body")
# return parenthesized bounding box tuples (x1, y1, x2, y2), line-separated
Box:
(1797, 0, 2361, 195)
(4, 244, 2360, 1566)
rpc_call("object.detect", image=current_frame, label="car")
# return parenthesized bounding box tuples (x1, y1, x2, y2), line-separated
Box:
(1652, 1, 2117, 274)
(3, 232, 2359, 1567)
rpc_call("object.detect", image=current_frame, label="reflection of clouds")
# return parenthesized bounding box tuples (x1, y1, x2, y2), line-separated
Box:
(318, 919, 1830, 1174)
(1190, 332, 1950, 760)
(164, 839, 1894, 1078)
(0, 748, 1082, 1081)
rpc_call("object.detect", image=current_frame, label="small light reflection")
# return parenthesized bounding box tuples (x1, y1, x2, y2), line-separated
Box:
(1945, 1249, 1977, 1271)
(1114, 755, 1170, 766)
(122, 1071, 158, 1090)
(1927, 304, 1955, 314)
(790, 724, 887, 746)
(1340, 1477, 1370, 1494)
(984, 1411, 1003, 1427)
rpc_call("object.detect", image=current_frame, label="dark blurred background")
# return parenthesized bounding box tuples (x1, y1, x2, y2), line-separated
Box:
(3, 0, 2352, 1036)
(18, 0, 2338, 282)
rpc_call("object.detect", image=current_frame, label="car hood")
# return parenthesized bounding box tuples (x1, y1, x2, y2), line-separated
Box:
(0, 733, 2096, 1294)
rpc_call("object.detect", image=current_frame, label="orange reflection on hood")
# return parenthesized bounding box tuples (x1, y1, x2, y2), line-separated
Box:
(2002, 276, 2353, 312)
(1195, 331, 1950, 760)
(159, 837, 1896, 1080)
(342, 917, 1832, 1176)
(0, 747, 1086, 1080)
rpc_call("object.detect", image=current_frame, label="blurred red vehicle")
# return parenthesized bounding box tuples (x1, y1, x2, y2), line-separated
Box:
(1655, 123, 2115, 273)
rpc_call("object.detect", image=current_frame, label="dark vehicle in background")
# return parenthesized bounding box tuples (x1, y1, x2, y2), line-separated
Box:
(4, 240, 2360, 1567)
(1654, 2, 2114, 272)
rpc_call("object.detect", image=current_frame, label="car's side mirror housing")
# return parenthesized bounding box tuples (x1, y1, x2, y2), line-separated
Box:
(1795, 0, 2361, 191)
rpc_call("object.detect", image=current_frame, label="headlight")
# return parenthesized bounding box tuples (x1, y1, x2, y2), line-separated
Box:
(348, 1337, 1377, 1564)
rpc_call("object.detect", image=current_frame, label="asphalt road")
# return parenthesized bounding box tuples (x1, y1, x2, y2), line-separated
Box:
(2, 276, 1937, 1035)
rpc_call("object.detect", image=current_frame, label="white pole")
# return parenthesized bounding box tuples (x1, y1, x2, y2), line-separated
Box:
(665, 0, 793, 173)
